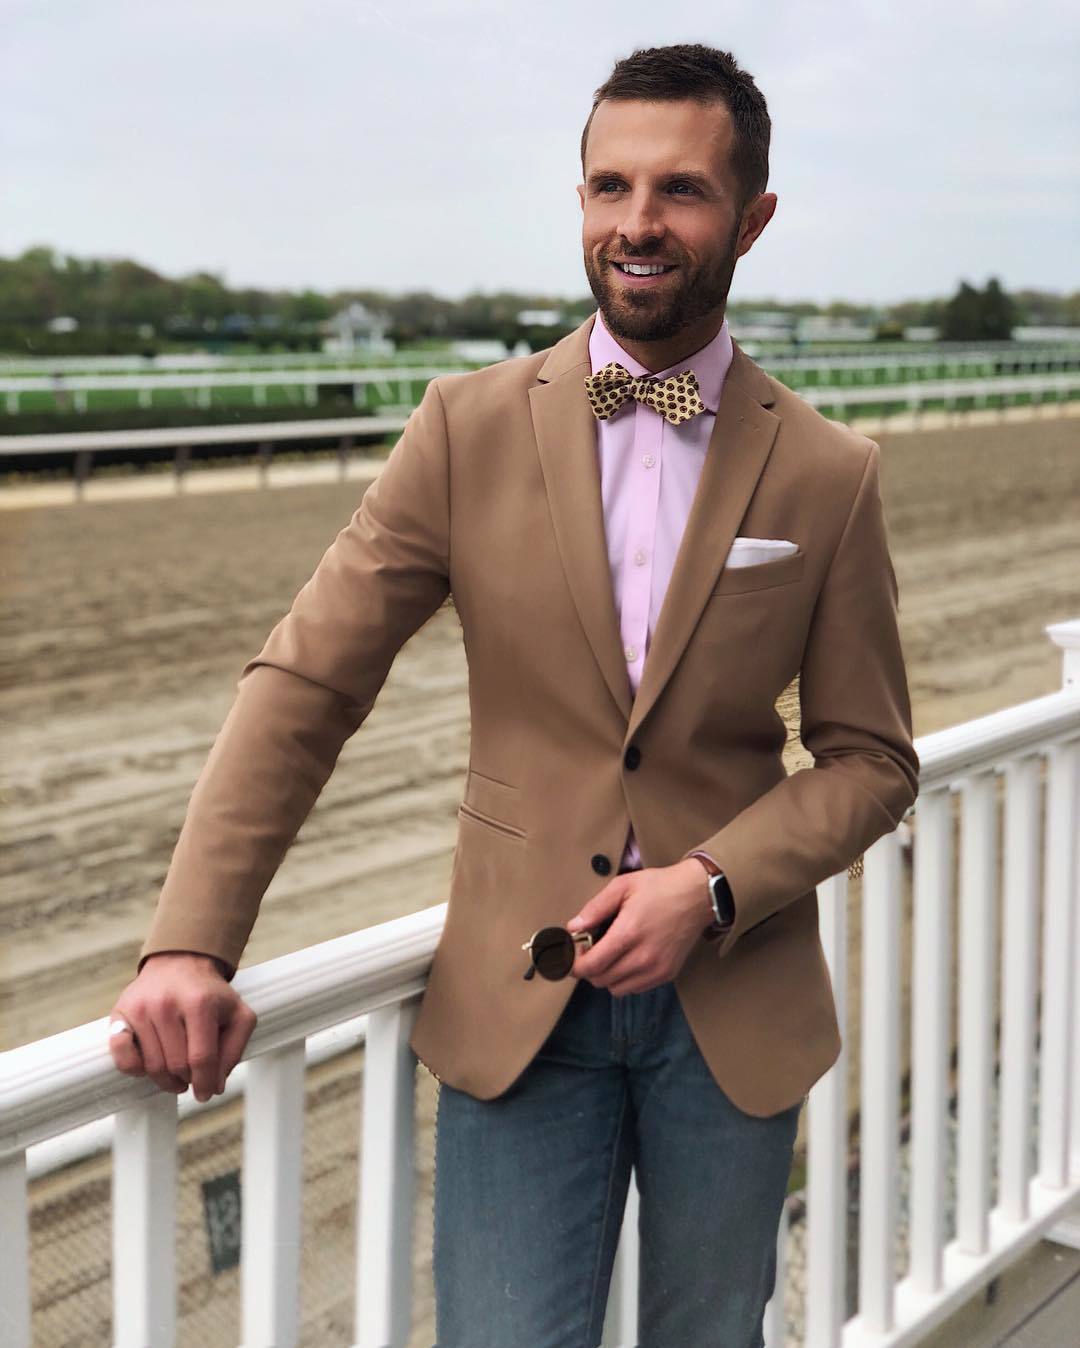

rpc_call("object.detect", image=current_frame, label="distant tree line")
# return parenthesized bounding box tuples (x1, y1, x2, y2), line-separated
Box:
(1, 245, 1076, 356)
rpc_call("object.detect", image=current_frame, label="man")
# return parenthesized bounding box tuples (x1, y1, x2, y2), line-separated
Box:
(109, 43, 918, 1347)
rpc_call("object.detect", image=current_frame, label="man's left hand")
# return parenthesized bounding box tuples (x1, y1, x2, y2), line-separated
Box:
(566, 859, 714, 996)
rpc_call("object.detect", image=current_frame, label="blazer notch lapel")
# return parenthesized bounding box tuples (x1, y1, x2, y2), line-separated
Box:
(529, 365, 633, 723)
(627, 373, 781, 741)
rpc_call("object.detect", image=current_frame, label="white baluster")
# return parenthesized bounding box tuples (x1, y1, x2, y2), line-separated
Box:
(241, 1042, 306, 1347)
(858, 833, 902, 1331)
(806, 870, 849, 1347)
(602, 1176, 639, 1346)
(909, 787, 953, 1290)
(1039, 741, 1079, 1187)
(763, 1201, 787, 1347)
(355, 1002, 417, 1348)
(998, 755, 1042, 1221)
(0, 1151, 31, 1348)
(112, 1092, 177, 1347)
(956, 771, 999, 1254)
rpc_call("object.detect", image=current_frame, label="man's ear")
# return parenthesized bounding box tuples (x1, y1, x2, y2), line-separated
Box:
(576, 183, 585, 211)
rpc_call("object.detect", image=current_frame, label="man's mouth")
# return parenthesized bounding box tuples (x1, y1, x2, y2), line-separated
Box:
(609, 261, 677, 275)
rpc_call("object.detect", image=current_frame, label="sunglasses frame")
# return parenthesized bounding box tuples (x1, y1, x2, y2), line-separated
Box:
(521, 916, 614, 981)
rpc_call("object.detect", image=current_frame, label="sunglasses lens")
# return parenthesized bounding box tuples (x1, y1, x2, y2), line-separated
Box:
(532, 927, 573, 980)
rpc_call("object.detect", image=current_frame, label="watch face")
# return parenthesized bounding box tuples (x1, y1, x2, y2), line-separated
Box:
(709, 872, 735, 925)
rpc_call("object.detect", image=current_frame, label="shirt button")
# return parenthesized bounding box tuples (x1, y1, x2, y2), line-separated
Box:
(633, 550, 647, 566)
(591, 853, 612, 876)
(624, 645, 637, 662)
(624, 745, 642, 770)
(642, 454, 655, 468)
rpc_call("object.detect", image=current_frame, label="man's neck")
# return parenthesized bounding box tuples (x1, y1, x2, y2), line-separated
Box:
(601, 309, 728, 373)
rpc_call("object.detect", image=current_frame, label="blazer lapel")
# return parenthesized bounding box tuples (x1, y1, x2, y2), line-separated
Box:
(628, 346, 780, 740)
(529, 313, 633, 721)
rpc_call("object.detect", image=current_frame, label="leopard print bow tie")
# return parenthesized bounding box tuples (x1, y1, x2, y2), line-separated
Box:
(584, 362, 707, 426)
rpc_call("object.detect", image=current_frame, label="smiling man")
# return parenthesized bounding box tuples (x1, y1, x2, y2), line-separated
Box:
(111, 42, 917, 1348)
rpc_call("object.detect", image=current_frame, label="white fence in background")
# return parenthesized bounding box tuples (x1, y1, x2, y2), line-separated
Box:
(802, 371, 1080, 419)
(769, 347, 1080, 382)
(2, 620, 1078, 1347)
(1, 366, 461, 414)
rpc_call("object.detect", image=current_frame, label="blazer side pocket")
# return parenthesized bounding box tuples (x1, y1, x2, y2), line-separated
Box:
(458, 801, 527, 841)
(460, 767, 526, 839)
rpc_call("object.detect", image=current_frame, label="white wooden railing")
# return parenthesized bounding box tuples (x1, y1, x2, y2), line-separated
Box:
(2, 620, 1078, 1347)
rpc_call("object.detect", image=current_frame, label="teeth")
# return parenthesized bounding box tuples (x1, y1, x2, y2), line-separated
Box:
(617, 263, 670, 276)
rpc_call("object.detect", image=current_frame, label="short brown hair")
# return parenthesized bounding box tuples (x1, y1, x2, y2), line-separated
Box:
(580, 44, 771, 211)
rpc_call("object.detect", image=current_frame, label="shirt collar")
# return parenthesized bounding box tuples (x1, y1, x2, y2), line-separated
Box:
(588, 307, 733, 415)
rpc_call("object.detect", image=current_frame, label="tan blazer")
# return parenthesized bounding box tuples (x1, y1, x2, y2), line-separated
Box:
(138, 312, 919, 1118)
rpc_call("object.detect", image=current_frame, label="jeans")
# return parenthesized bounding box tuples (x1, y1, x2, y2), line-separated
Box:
(431, 971, 804, 1347)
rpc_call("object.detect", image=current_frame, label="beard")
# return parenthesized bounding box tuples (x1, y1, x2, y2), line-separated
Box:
(582, 215, 742, 344)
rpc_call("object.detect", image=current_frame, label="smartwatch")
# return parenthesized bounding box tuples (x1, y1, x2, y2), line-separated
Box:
(687, 851, 735, 938)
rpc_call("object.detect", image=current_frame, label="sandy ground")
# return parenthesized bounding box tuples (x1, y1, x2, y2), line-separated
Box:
(3, 413, 1078, 1344)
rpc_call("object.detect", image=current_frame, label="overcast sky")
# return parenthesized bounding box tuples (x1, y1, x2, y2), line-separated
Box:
(4, 0, 1078, 305)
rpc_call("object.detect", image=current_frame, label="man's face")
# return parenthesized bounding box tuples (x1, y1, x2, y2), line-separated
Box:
(577, 98, 774, 345)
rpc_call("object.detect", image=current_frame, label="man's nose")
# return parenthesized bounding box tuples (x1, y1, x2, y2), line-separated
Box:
(617, 191, 666, 247)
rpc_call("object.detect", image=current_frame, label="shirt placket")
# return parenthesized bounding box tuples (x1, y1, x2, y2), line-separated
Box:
(619, 397, 662, 696)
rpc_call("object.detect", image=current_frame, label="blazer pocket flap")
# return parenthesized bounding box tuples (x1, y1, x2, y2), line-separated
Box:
(712, 547, 806, 595)
(461, 768, 525, 835)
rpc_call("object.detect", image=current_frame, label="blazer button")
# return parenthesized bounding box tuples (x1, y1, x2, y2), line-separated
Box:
(591, 853, 612, 876)
(624, 745, 641, 771)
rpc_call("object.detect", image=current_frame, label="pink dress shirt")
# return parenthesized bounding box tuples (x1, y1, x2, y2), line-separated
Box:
(587, 308, 735, 870)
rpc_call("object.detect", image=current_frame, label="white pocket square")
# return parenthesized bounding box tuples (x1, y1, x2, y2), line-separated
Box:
(724, 536, 800, 569)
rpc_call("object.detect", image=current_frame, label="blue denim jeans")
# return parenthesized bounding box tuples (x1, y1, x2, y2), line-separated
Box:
(431, 972, 803, 1347)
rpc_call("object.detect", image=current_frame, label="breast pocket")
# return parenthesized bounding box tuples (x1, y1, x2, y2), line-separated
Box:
(709, 548, 805, 596)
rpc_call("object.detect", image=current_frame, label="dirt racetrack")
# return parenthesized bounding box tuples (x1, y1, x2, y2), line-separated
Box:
(2, 414, 1078, 1344)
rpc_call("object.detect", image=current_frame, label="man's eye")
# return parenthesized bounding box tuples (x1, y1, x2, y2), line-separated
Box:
(596, 181, 621, 193)
(670, 183, 697, 195)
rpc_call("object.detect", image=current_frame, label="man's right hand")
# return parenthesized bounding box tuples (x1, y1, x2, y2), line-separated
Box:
(107, 951, 258, 1104)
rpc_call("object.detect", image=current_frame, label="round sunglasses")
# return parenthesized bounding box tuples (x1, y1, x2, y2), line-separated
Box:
(521, 914, 615, 981)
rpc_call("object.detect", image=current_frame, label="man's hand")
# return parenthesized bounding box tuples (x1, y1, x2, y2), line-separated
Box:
(107, 951, 257, 1103)
(566, 859, 713, 996)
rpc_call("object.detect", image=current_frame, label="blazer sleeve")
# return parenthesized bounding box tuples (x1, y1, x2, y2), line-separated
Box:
(683, 439, 919, 960)
(137, 376, 452, 977)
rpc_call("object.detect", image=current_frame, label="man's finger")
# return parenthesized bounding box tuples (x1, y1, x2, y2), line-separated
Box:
(129, 1010, 187, 1094)
(156, 1005, 193, 1087)
(573, 913, 636, 980)
(108, 1017, 145, 1077)
(184, 1003, 224, 1103)
(216, 1005, 257, 1093)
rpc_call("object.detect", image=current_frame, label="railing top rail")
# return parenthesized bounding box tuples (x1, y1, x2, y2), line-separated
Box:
(0, 904, 444, 1158)
(914, 686, 1080, 787)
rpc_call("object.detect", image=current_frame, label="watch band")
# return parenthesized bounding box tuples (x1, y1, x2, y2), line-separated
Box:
(687, 850, 735, 938)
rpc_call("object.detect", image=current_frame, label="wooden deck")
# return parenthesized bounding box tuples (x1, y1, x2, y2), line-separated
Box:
(917, 1237, 1080, 1347)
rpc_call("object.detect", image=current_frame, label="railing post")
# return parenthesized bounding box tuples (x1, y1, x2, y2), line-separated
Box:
(956, 770, 999, 1255)
(356, 1002, 418, 1348)
(998, 753, 1041, 1223)
(909, 786, 953, 1290)
(241, 1042, 307, 1347)
(858, 832, 903, 1332)
(1038, 738, 1079, 1189)
(0, 1151, 31, 1348)
(806, 870, 849, 1347)
(112, 1092, 178, 1347)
